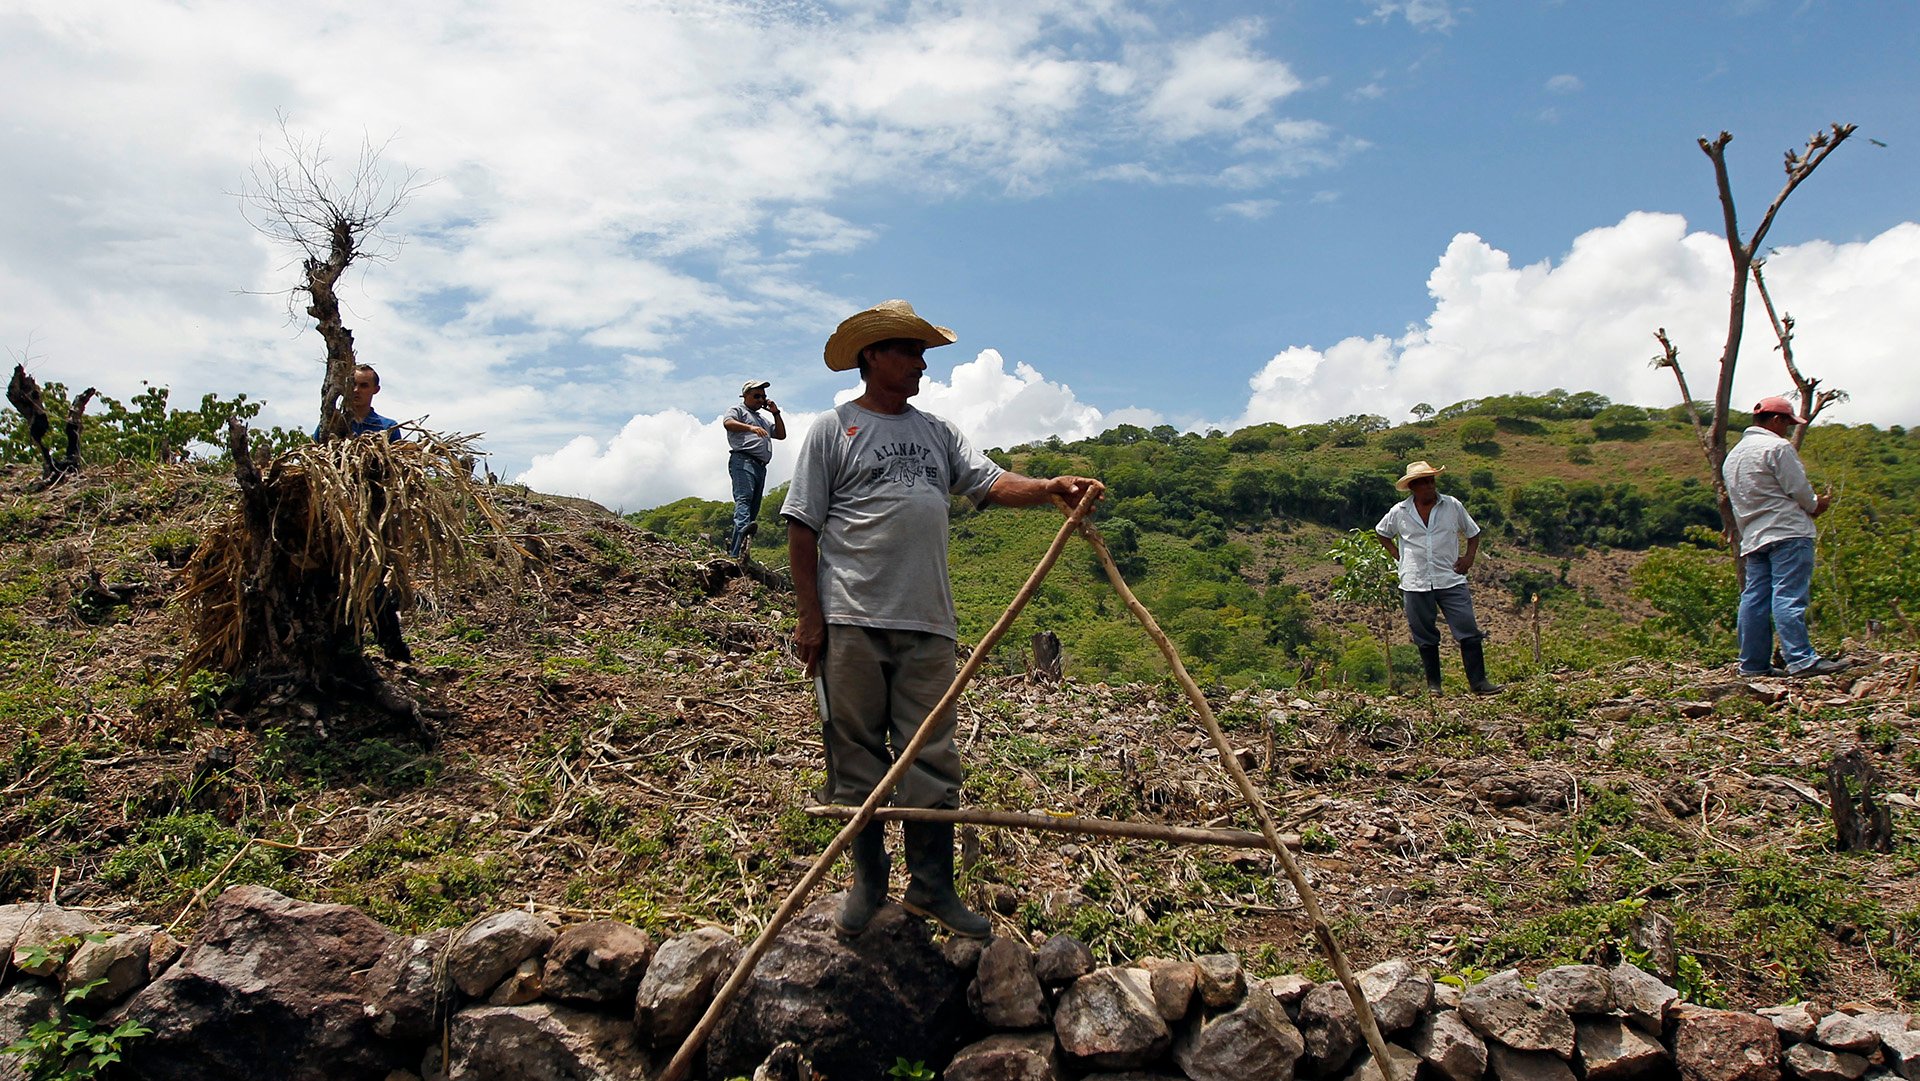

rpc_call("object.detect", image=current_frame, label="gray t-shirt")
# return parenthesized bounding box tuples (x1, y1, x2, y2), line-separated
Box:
(725, 404, 775, 464)
(781, 401, 1004, 640)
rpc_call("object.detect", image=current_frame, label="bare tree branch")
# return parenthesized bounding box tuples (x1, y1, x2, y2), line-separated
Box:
(1752, 260, 1848, 449)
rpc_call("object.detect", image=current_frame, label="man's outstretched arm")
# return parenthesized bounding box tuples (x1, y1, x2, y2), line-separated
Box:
(985, 473, 1105, 509)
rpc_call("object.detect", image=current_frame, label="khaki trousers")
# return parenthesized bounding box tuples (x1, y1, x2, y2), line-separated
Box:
(816, 625, 963, 809)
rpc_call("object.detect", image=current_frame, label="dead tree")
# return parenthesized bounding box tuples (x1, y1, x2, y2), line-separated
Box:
(237, 116, 423, 440)
(1752, 261, 1848, 449)
(6, 364, 97, 486)
(1649, 123, 1854, 556)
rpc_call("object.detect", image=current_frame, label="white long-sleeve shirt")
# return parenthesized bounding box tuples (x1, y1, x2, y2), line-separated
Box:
(1376, 493, 1480, 592)
(1722, 425, 1818, 555)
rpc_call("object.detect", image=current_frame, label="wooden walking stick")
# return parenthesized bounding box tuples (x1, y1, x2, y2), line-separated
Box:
(1063, 499, 1403, 1081)
(657, 489, 1101, 1081)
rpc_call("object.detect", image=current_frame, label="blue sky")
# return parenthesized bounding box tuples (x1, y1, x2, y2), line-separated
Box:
(3, 0, 1916, 509)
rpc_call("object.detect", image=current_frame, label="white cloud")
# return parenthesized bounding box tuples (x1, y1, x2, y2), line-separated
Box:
(1138, 24, 1305, 140)
(1215, 199, 1279, 220)
(1362, 1, 1460, 32)
(1229, 214, 1920, 431)
(517, 347, 1141, 508)
(1546, 74, 1583, 94)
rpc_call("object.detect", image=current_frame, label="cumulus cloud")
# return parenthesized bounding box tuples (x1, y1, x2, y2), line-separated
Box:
(1362, 0, 1460, 32)
(1229, 214, 1920, 431)
(518, 348, 1151, 508)
(1138, 23, 1305, 140)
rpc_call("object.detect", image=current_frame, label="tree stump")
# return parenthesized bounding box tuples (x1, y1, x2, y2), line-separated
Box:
(1826, 748, 1893, 853)
(1030, 631, 1062, 682)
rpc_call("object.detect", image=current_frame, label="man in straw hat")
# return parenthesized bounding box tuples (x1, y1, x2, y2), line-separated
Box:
(721, 379, 786, 558)
(1375, 460, 1499, 694)
(1722, 396, 1848, 677)
(782, 300, 1104, 938)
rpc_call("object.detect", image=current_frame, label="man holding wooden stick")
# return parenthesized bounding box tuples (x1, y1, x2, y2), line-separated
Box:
(782, 299, 1102, 939)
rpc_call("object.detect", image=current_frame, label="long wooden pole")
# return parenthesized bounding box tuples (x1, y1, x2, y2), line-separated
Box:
(657, 490, 1101, 1081)
(804, 805, 1298, 852)
(1063, 501, 1402, 1081)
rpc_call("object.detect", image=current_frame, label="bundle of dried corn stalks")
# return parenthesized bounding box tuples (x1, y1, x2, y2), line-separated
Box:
(178, 422, 527, 681)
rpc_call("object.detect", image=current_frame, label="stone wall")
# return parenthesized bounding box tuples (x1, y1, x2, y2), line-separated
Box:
(2, 887, 1916, 1081)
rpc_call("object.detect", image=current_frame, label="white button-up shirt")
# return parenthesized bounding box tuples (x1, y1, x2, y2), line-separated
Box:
(1722, 425, 1818, 556)
(1376, 493, 1480, 592)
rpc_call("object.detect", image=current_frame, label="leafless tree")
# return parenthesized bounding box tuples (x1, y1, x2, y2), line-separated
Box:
(237, 115, 425, 441)
(1649, 122, 1854, 553)
(1752, 260, 1848, 449)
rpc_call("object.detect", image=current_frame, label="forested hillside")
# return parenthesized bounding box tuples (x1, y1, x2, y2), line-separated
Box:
(638, 389, 1920, 689)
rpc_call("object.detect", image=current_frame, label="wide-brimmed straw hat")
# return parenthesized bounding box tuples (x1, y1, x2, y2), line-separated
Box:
(1751, 395, 1808, 424)
(1395, 460, 1446, 491)
(823, 300, 957, 372)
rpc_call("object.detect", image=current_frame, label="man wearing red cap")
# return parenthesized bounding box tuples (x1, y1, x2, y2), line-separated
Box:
(1721, 396, 1848, 677)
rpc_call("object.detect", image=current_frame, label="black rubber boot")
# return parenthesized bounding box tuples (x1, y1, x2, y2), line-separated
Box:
(1460, 637, 1502, 695)
(900, 821, 989, 938)
(834, 823, 889, 938)
(1418, 644, 1444, 694)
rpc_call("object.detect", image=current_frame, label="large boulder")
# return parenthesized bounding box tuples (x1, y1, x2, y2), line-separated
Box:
(447, 910, 555, 999)
(946, 1031, 1065, 1081)
(705, 898, 969, 1081)
(1054, 966, 1171, 1070)
(444, 1002, 652, 1080)
(970, 937, 1048, 1029)
(1358, 959, 1434, 1035)
(635, 925, 740, 1049)
(1174, 984, 1306, 1081)
(1670, 1003, 1782, 1081)
(541, 920, 653, 1006)
(1297, 980, 1363, 1075)
(1458, 969, 1576, 1059)
(116, 885, 410, 1081)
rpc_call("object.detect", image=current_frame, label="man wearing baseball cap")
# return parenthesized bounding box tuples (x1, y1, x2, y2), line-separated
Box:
(782, 300, 1103, 939)
(722, 380, 785, 558)
(1722, 395, 1847, 677)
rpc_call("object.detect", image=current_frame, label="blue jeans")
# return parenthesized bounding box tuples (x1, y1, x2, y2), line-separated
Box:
(1738, 536, 1817, 674)
(727, 453, 767, 557)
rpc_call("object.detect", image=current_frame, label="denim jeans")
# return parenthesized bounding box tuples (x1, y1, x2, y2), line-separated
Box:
(1738, 535, 1817, 674)
(727, 452, 767, 557)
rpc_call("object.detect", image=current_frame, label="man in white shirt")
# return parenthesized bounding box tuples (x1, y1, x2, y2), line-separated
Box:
(783, 299, 1103, 939)
(1722, 396, 1847, 677)
(1376, 461, 1500, 694)
(721, 380, 786, 558)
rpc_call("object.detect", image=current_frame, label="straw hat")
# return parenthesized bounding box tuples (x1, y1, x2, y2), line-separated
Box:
(1395, 460, 1446, 491)
(823, 300, 957, 372)
(741, 379, 770, 394)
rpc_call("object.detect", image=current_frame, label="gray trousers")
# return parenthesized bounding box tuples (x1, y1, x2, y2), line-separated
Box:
(1402, 584, 1484, 647)
(816, 625, 963, 809)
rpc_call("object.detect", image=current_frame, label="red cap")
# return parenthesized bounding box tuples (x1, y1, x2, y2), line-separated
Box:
(1751, 396, 1807, 423)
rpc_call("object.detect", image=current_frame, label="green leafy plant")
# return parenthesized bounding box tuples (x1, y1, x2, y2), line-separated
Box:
(3, 977, 152, 1081)
(887, 1058, 936, 1081)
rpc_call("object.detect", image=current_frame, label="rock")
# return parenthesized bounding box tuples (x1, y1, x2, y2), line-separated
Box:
(946, 1031, 1064, 1081)
(1359, 958, 1434, 1034)
(1341, 1042, 1424, 1081)
(1298, 980, 1363, 1074)
(1783, 1043, 1870, 1081)
(1848, 1011, 1914, 1044)
(1671, 1003, 1783, 1081)
(1264, 973, 1316, 1008)
(944, 933, 988, 973)
(1140, 957, 1197, 1022)
(1611, 961, 1680, 1034)
(1629, 909, 1679, 982)
(1053, 965, 1170, 1070)
(1407, 1009, 1489, 1081)
(487, 958, 544, 1006)
(62, 925, 157, 1007)
(0, 981, 61, 1072)
(1458, 969, 1576, 1059)
(1576, 1016, 1669, 1081)
(117, 884, 410, 1081)
(1032, 934, 1094, 986)
(635, 925, 740, 1049)
(1817, 1013, 1883, 1055)
(705, 898, 970, 1081)
(1885, 1030, 1920, 1080)
(1759, 1004, 1821, 1044)
(1173, 982, 1305, 1081)
(147, 929, 183, 976)
(447, 910, 555, 999)
(0, 904, 101, 976)
(364, 930, 451, 1045)
(970, 937, 1049, 1029)
(1535, 964, 1614, 1016)
(444, 1002, 651, 1080)
(1490, 1043, 1579, 1081)
(1194, 954, 1246, 1009)
(540, 920, 653, 1005)
(752, 1041, 819, 1081)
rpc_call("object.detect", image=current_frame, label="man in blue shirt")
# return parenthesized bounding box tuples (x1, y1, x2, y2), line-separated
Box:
(313, 364, 402, 442)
